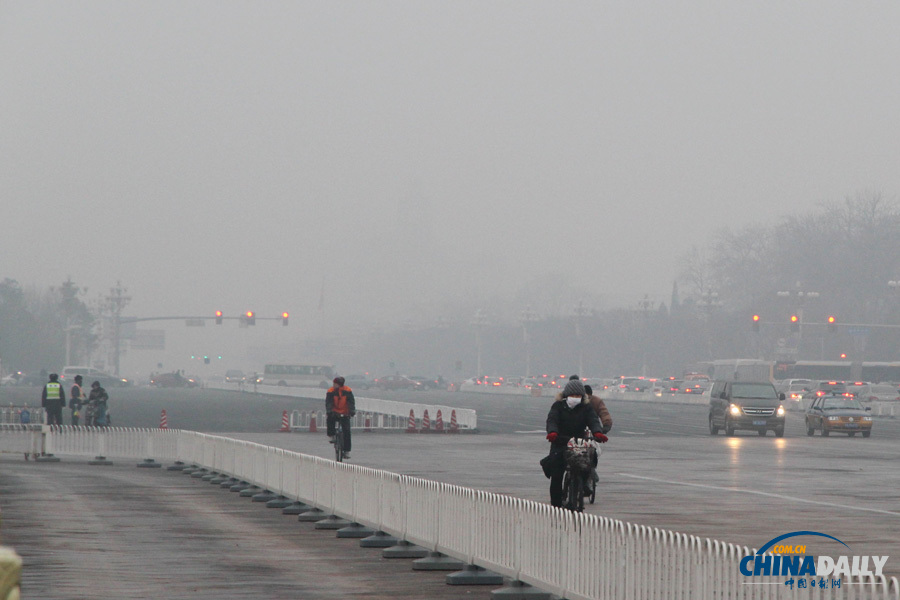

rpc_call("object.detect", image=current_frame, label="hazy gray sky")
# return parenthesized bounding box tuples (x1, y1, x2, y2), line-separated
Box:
(3, 2, 899, 373)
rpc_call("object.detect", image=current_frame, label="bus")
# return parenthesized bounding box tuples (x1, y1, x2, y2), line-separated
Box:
(262, 363, 335, 388)
(701, 359, 900, 384)
(774, 360, 900, 383)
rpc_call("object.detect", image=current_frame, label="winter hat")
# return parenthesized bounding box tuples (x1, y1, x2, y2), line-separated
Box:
(562, 379, 585, 398)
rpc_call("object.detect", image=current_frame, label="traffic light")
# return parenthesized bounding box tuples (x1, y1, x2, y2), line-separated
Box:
(827, 315, 837, 333)
(790, 315, 800, 332)
(215, 310, 223, 325)
(751, 314, 760, 332)
(245, 311, 255, 325)
(282, 312, 289, 326)
(204, 355, 210, 365)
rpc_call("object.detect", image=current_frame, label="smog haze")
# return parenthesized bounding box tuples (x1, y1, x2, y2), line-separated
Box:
(2, 2, 899, 376)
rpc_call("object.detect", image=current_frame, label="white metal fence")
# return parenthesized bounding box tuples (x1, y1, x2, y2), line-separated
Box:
(2, 425, 898, 600)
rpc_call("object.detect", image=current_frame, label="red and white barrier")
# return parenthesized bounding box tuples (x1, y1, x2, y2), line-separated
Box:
(421, 409, 430, 433)
(309, 411, 318, 433)
(435, 409, 444, 432)
(159, 409, 168, 430)
(449, 410, 459, 433)
(406, 409, 416, 433)
(279, 410, 290, 432)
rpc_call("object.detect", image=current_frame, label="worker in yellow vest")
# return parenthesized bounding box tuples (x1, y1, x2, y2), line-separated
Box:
(41, 373, 66, 426)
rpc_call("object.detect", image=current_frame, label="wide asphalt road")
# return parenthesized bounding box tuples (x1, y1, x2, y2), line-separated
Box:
(3, 384, 900, 582)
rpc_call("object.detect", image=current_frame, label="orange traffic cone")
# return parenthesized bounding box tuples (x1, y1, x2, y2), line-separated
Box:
(159, 409, 168, 430)
(421, 409, 431, 433)
(279, 410, 290, 432)
(435, 409, 444, 432)
(449, 410, 459, 433)
(406, 409, 416, 433)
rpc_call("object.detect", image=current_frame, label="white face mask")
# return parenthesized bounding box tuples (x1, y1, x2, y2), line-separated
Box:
(566, 396, 581, 409)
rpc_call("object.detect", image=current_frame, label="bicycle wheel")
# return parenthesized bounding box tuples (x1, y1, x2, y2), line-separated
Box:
(560, 472, 571, 509)
(568, 473, 584, 512)
(334, 423, 344, 462)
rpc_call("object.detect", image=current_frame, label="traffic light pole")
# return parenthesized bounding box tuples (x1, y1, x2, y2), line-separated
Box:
(111, 314, 288, 377)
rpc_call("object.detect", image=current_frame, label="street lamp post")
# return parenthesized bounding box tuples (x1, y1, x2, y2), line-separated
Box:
(696, 290, 724, 359)
(519, 306, 539, 377)
(777, 285, 819, 356)
(573, 300, 590, 376)
(471, 309, 489, 377)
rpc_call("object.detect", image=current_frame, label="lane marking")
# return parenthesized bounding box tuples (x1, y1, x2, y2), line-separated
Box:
(514, 430, 545, 434)
(618, 473, 900, 517)
(619, 431, 646, 435)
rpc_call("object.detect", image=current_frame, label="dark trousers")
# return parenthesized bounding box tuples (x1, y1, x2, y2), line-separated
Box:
(70, 408, 79, 426)
(546, 447, 566, 507)
(326, 413, 352, 452)
(46, 405, 63, 426)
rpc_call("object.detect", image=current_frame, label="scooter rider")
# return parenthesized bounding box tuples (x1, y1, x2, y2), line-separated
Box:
(584, 384, 612, 485)
(545, 377, 607, 508)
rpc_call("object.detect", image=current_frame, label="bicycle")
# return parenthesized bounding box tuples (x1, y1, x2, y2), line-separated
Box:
(333, 417, 346, 462)
(560, 438, 600, 512)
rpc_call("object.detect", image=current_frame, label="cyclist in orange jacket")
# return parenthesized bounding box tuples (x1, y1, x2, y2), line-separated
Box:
(325, 376, 356, 458)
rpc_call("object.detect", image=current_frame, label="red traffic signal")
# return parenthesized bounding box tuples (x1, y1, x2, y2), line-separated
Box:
(282, 312, 289, 326)
(790, 315, 800, 332)
(751, 314, 760, 332)
(827, 315, 837, 332)
(215, 310, 223, 325)
(245, 311, 256, 325)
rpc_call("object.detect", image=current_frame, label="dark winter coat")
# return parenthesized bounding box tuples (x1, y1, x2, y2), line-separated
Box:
(545, 396, 603, 448)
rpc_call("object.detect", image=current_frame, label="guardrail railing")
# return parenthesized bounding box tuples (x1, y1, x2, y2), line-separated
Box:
(2, 425, 897, 599)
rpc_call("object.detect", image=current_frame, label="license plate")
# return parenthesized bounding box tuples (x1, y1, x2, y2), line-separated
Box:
(845, 423, 858, 428)
(753, 420, 766, 426)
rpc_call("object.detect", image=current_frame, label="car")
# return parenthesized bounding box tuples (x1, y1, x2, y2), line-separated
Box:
(409, 376, 444, 390)
(811, 381, 847, 397)
(583, 377, 616, 393)
(1, 372, 24, 385)
(708, 380, 786, 437)
(805, 394, 873, 437)
(462, 375, 504, 388)
(59, 365, 131, 388)
(374, 375, 423, 391)
(224, 370, 246, 383)
(776, 378, 814, 394)
(151, 372, 200, 388)
(681, 380, 708, 395)
(344, 374, 374, 390)
(503, 377, 524, 388)
(782, 383, 813, 403)
(613, 376, 654, 392)
(845, 383, 900, 403)
(659, 379, 683, 393)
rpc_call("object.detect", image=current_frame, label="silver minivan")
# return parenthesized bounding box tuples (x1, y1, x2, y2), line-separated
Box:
(709, 380, 786, 437)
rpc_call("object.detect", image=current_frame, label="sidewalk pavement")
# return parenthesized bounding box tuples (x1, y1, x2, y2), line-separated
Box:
(0, 456, 500, 600)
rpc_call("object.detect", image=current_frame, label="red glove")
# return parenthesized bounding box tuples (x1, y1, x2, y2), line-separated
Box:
(546, 432, 558, 442)
(593, 432, 608, 443)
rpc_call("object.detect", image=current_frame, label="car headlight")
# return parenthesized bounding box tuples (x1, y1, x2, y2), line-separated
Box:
(863, 416, 873, 421)
(729, 404, 741, 416)
(776, 405, 785, 416)
(827, 416, 840, 421)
